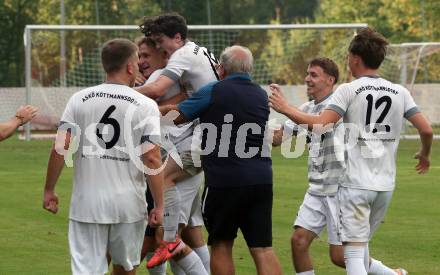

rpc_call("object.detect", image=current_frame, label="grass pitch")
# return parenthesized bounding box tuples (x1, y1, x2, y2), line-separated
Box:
(0, 137, 438, 274)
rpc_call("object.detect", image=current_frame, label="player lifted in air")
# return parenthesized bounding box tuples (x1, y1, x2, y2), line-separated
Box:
(137, 12, 218, 274)
(136, 35, 210, 275)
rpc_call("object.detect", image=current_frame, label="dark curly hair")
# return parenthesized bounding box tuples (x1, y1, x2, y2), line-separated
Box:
(140, 12, 187, 40)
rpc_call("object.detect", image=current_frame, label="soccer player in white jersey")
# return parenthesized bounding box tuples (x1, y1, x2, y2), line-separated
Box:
(273, 57, 409, 275)
(269, 28, 433, 275)
(136, 36, 209, 275)
(42, 38, 164, 275)
(136, 13, 218, 272)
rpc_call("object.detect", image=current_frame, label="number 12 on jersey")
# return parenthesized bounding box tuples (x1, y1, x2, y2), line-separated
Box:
(365, 94, 392, 133)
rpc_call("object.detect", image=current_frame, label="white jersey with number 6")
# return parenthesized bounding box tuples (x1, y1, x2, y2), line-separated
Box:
(60, 83, 161, 224)
(327, 76, 419, 192)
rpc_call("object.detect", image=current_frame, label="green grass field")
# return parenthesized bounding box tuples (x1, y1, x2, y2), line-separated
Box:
(0, 137, 438, 274)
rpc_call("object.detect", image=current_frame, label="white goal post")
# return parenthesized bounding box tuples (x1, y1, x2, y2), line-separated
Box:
(380, 42, 440, 139)
(21, 23, 367, 140)
(20, 24, 440, 140)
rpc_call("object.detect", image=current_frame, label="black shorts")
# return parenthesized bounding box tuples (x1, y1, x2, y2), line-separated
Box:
(201, 184, 273, 248)
(145, 187, 156, 237)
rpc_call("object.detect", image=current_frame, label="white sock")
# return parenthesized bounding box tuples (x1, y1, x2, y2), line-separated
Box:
(194, 245, 210, 274)
(364, 243, 371, 271)
(163, 186, 181, 242)
(344, 245, 368, 275)
(368, 258, 398, 275)
(146, 252, 167, 275)
(297, 271, 315, 275)
(176, 251, 208, 275)
(170, 258, 186, 275)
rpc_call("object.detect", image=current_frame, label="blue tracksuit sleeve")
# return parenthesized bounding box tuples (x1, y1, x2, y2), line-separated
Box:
(177, 81, 217, 120)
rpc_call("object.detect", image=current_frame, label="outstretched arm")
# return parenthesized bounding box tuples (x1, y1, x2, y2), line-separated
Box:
(269, 84, 340, 128)
(0, 105, 38, 141)
(135, 75, 175, 99)
(158, 92, 188, 106)
(407, 112, 433, 173)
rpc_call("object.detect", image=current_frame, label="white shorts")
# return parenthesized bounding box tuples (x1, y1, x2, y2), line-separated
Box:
(337, 187, 393, 243)
(179, 150, 202, 176)
(176, 172, 204, 227)
(161, 139, 202, 176)
(294, 192, 341, 245)
(68, 219, 146, 275)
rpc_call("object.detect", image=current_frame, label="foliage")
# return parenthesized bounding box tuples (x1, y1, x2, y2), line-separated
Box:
(258, 18, 354, 85)
(1, 0, 440, 86)
(156, 0, 319, 25)
(316, 0, 440, 83)
(0, 0, 39, 86)
(1, 0, 161, 87)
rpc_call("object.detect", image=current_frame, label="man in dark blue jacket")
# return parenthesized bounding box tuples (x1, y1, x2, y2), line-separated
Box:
(160, 45, 282, 275)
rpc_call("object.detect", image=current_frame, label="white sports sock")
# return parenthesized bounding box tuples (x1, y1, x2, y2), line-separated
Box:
(170, 259, 186, 275)
(368, 258, 398, 275)
(344, 245, 368, 275)
(163, 186, 181, 242)
(296, 270, 315, 275)
(146, 252, 167, 275)
(364, 243, 371, 271)
(176, 251, 208, 275)
(193, 245, 210, 273)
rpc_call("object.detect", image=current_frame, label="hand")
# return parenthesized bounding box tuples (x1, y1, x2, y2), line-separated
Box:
(43, 190, 59, 214)
(135, 72, 147, 87)
(268, 84, 290, 114)
(148, 207, 164, 227)
(15, 105, 38, 125)
(414, 152, 430, 174)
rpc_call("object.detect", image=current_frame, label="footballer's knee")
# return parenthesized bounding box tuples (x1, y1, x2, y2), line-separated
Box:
(291, 229, 312, 252)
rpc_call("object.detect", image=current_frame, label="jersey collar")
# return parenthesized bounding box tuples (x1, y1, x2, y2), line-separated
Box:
(314, 91, 333, 104)
(360, 75, 380, 79)
(224, 73, 252, 81)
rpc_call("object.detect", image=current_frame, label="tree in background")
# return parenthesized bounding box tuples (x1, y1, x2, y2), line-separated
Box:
(2, 0, 439, 87)
(316, 0, 440, 84)
(155, 0, 318, 25)
(1, 0, 161, 87)
(0, 0, 39, 86)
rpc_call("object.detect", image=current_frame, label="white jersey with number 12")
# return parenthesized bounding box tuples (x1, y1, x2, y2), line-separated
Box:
(327, 76, 419, 191)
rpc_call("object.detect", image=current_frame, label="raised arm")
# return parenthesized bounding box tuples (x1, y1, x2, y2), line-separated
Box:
(269, 84, 340, 128)
(0, 105, 38, 141)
